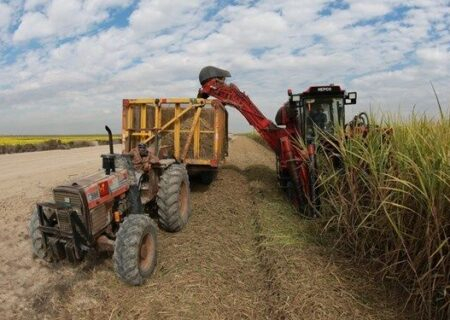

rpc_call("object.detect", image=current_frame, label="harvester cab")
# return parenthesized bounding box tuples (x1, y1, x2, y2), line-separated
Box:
(287, 86, 357, 144)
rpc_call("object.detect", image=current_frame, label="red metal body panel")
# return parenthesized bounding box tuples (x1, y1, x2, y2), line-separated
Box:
(77, 169, 130, 210)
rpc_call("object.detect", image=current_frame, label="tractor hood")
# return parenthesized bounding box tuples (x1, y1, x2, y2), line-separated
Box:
(55, 169, 130, 210)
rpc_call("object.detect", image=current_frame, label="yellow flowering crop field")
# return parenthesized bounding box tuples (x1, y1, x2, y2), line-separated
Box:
(0, 135, 120, 146)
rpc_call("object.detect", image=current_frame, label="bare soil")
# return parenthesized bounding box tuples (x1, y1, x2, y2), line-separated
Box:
(0, 137, 413, 320)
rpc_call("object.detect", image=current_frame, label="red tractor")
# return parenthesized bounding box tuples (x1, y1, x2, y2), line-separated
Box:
(29, 126, 191, 285)
(198, 66, 367, 215)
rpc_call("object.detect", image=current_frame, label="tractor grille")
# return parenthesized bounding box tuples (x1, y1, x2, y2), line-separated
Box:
(56, 211, 72, 233)
(54, 192, 83, 208)
(54, 191, 84, 234)
(91, 204, 110, 235)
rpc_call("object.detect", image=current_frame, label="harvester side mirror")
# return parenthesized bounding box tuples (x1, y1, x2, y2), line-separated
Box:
(287, 89, 292, 96)
(288, 93, 300, 108)
(345, 92, 357, 105)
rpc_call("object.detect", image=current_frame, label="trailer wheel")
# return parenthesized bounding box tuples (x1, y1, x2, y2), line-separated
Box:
(113, 214, 157, 286)
(29, 208, 49, 260)
(157, 164, 191, 232)
(200, 170, 217, 185)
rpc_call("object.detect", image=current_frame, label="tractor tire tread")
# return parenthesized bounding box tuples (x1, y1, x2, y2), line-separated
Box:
(156, 164, 191, 232)
(29, 208, 48, 259)
(113, 214, 157, 286)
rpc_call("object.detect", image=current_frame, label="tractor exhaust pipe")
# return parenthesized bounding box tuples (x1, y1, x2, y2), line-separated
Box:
(105, 125, 114, 154)
(102, 126, 116, 175)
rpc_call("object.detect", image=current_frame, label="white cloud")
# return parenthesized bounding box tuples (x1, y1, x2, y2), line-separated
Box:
(348, 1, 391, 17)
(13, 0, 133, 42)
(0, 0, 449, 134)
(0, 3, 12, 29)
(13, 11, 53, 41)
(129, 0, 206, 35)
(0, 2, 13, 44)
(219, 9, 288, 48)
(417, 47, 450, 64)
(24, 0, 47, 11)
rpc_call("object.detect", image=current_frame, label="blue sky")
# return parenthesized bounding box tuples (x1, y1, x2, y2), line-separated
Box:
(0, 0, 449, 134)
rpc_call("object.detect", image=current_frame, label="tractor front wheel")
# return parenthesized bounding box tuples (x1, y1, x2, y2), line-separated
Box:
(157, 164, 191, 232)
(29, 208, 49, 260)
(113, 215, 157, 285)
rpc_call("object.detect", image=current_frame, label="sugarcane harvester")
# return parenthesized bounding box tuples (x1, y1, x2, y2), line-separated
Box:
(198, 66, 364, 215)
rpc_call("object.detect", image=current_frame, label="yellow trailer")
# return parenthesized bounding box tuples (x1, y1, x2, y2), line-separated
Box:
(122, 97, 228, 183)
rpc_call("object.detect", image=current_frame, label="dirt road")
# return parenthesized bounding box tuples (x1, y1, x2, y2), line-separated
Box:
(0, 137, 411, 319)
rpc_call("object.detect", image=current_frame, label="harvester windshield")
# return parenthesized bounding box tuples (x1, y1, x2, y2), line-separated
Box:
(300, 96, 344, 143)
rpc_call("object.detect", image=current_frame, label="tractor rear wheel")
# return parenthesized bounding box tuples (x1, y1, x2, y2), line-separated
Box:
(157, 164, 191, 232)
(29, 208, 49, 260)
(113, 214, 157, 286)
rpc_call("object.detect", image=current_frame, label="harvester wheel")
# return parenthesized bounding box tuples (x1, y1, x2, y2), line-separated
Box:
(157, 164, 191, 232)
(276, 158, 289, 188)
(286, 181, 299, 206)
(29, 208, 49, 260)
(113, 214, 157, 286)
(286, 180, 309, 215)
